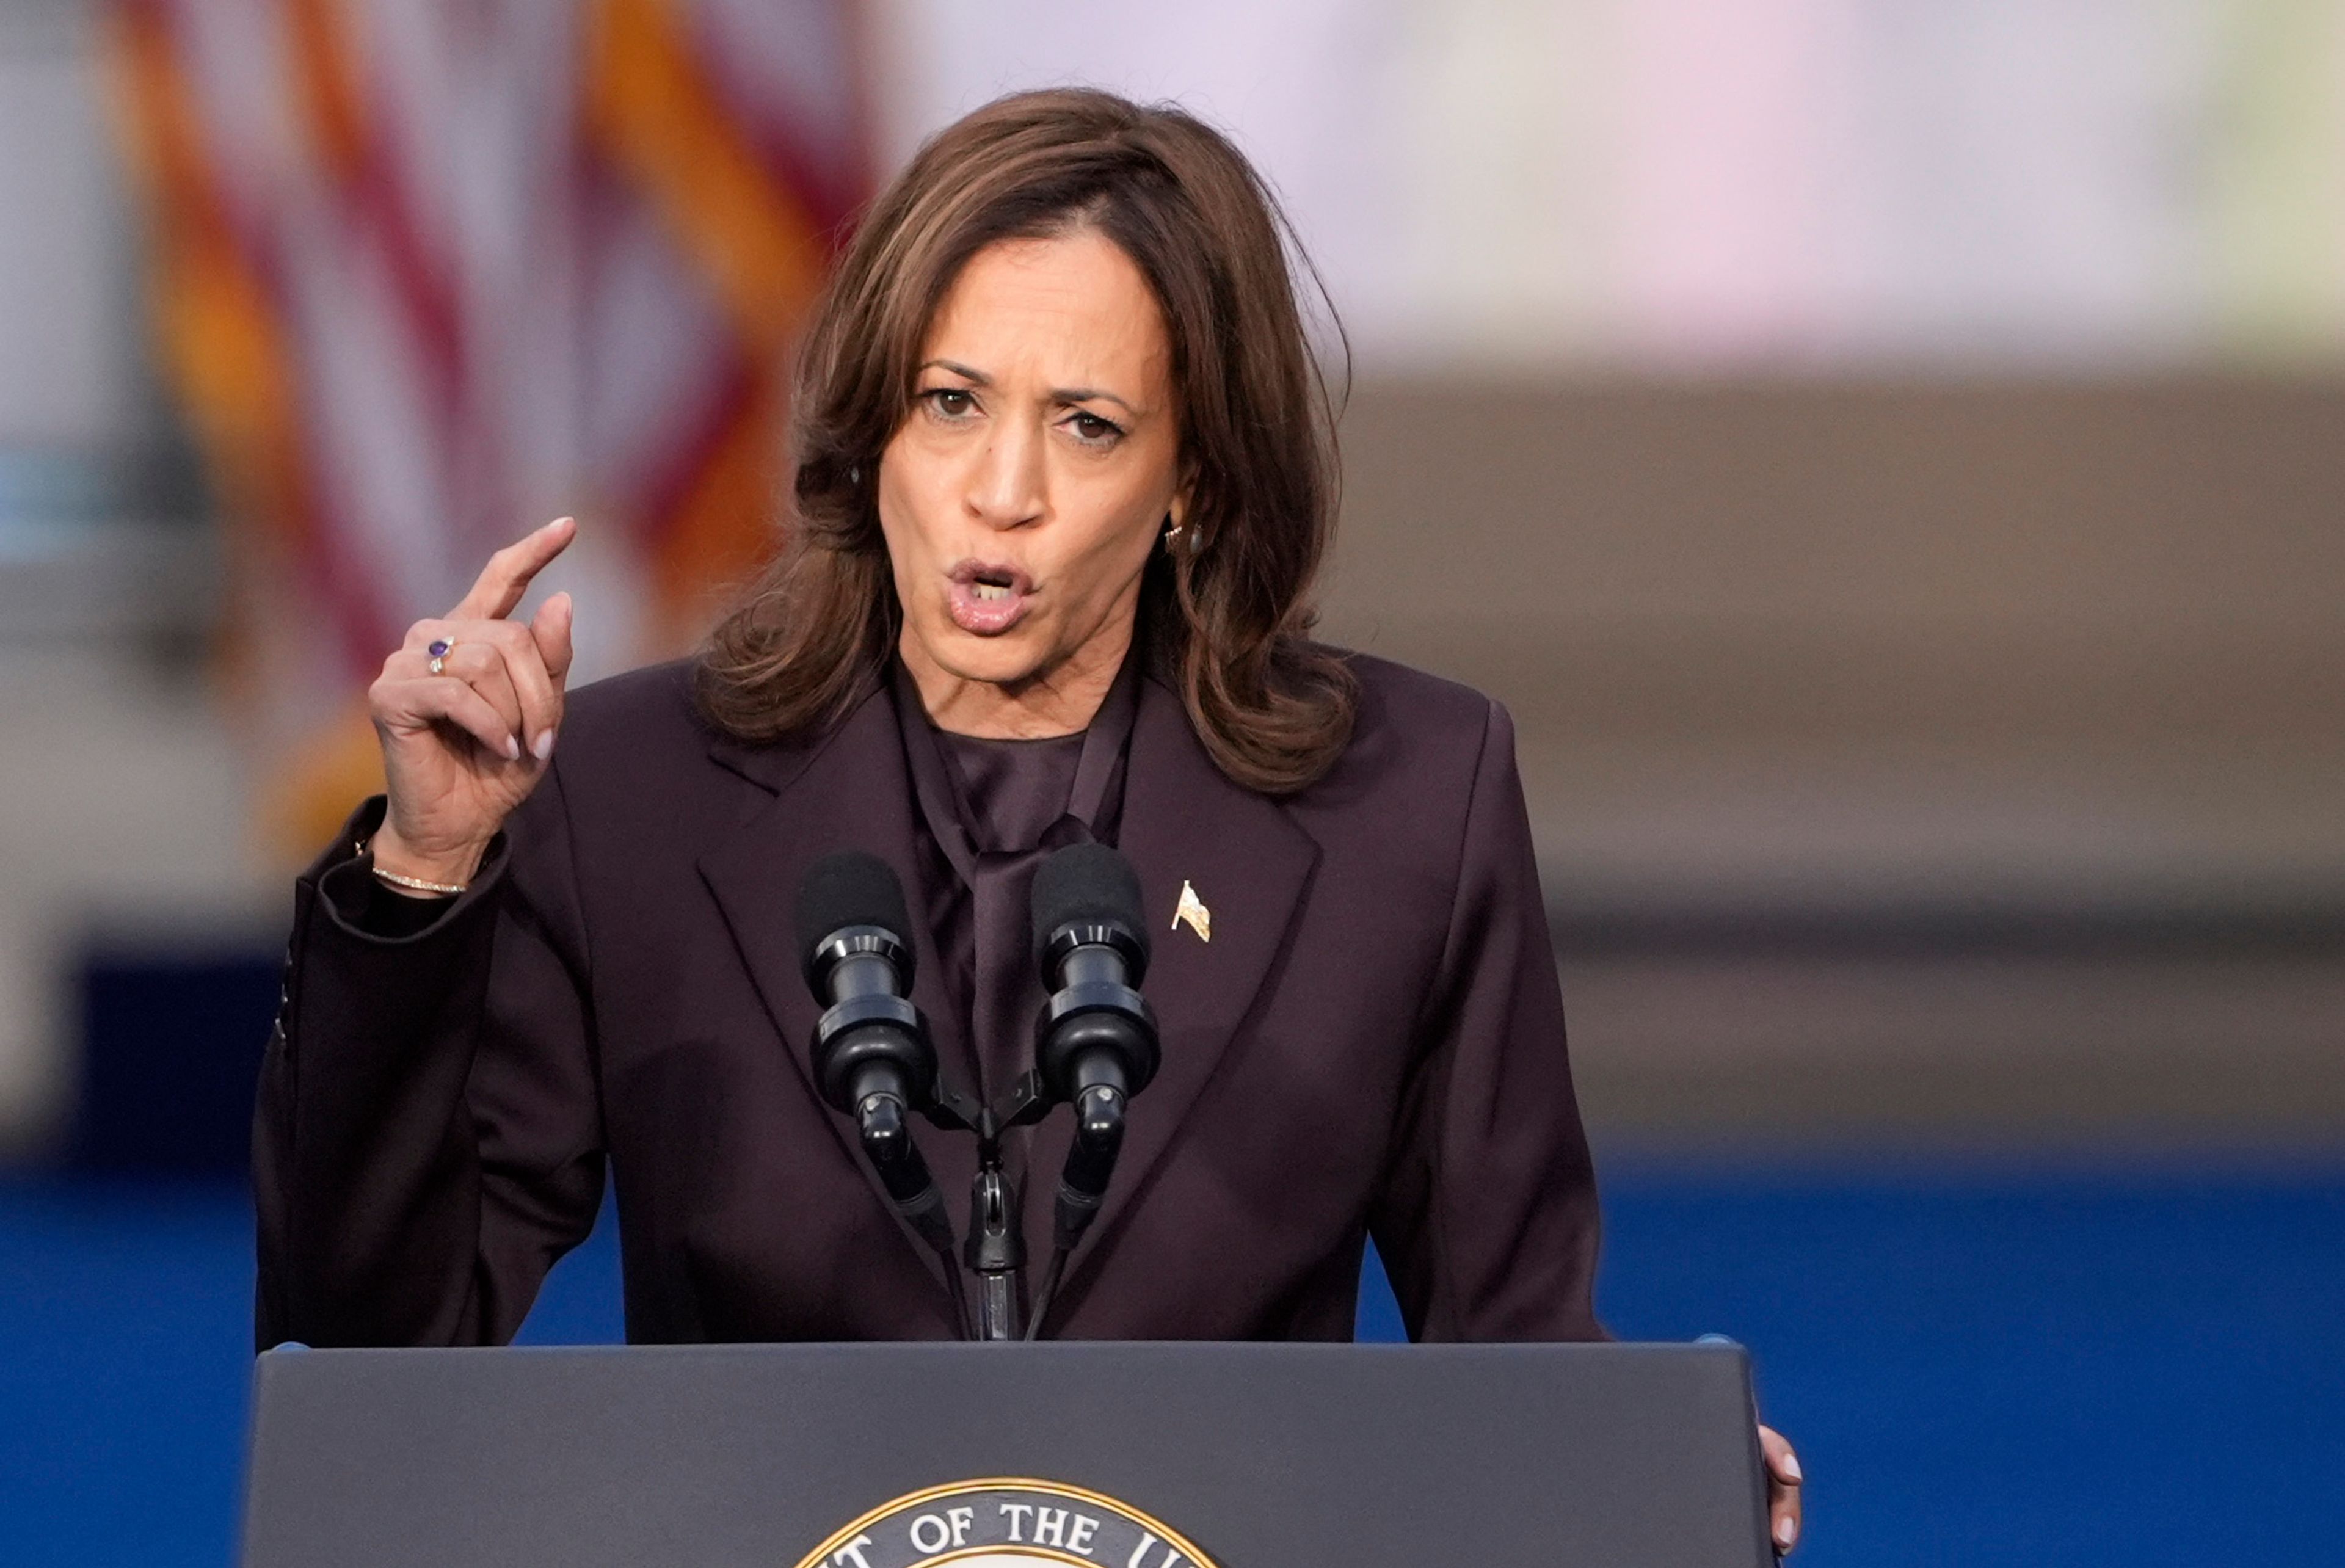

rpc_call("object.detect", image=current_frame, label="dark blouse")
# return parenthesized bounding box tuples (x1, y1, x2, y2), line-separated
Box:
(893, 655, 1135, 1101)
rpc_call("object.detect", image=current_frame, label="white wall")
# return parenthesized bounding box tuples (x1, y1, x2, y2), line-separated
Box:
(871, 0, 2345, 369)
(0, 0, 147, 448)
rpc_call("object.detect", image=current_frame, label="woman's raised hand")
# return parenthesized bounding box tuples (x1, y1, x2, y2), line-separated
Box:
(366, 517, 576, 890)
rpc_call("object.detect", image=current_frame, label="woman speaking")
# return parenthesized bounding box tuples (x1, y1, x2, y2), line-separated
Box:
(253, 88, 1800, 1549)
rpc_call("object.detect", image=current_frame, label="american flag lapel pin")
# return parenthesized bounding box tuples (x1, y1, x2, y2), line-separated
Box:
(1172, 879, 1212, 943)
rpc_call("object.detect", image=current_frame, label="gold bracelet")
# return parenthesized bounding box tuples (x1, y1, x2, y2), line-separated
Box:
(356, 836, 470, 897)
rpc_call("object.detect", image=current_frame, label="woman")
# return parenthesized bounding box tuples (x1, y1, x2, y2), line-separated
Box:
(255, 89, 1801, 1550)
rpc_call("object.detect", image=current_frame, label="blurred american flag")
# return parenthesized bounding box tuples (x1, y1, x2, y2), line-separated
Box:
(107, 0, 870, 855)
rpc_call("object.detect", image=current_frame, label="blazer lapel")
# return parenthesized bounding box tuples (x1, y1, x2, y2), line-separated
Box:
(1061, 673, 1323, 1285)
(696, 688, 971, 1290)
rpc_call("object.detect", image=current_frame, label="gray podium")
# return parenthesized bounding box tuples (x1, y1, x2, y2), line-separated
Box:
(241, 1341, 1773, 1567)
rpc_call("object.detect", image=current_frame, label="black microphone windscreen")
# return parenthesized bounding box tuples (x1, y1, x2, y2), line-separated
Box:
(795, 849, 914, 982)
(1031, 842, 1150, 971)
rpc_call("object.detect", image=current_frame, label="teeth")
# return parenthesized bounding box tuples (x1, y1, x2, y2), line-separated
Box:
(972, 582, 1011, 601)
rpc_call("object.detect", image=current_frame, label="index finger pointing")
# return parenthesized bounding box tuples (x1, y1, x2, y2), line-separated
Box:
(450, 516, 576, 622)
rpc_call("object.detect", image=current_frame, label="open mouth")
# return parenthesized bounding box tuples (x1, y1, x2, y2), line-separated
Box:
(970, 568, 1017, 603)
(947, 560, 1034, 635)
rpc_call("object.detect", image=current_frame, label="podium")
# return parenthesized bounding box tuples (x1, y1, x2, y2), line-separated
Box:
(241, 1341, 1773, 1567)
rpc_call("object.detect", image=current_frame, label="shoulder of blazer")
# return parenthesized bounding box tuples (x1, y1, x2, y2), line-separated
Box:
(558, 656, 708, 741)
(549, 659, 715, 796)
(1306, 648, 1506, 802)
(545, 657, 843, 819)
(1340, 648, 1501, 735)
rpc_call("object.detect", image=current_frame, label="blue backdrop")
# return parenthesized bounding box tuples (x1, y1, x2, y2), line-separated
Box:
(4, 1159, 2338, 1565)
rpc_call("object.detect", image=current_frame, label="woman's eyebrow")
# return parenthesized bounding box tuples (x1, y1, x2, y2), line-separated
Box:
(1052, 385, 1140, 415)
(920, 359, 1140, 415)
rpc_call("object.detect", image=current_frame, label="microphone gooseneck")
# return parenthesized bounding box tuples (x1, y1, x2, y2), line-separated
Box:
(1024, 843, 1161, 1337)
(794, 850, 965, 1334)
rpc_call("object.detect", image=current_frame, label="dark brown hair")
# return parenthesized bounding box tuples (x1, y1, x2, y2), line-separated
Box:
(696, 87, 1356, 793)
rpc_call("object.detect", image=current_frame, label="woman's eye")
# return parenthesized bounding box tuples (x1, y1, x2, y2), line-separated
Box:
(1067, 412, 1124, 445)
(926, 388, 976, 418)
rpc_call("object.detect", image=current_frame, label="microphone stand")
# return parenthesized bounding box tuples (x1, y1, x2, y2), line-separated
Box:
(846, 1090, 967, 1337)
(965, 1145, 1021, 1340)
(920, 1073, 1055, 1340)
(837, 1045, 1138, 1342)
(1025, 1079, 1125, 1338)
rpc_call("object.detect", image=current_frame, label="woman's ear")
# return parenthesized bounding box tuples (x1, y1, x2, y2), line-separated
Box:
(1166, 481, 1201, 554)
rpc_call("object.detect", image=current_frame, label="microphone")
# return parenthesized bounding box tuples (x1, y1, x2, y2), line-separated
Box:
(795, 851, 961, 1319)
(1025, 843, 1161, 1334)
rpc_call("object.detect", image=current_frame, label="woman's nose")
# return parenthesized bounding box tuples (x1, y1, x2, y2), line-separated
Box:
(964, 418, 1047, 528)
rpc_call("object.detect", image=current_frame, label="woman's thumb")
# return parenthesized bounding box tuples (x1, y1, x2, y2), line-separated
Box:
(533, 590, 576, 680)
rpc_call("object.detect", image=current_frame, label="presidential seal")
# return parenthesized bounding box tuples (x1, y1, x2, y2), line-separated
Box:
(794, 1478, 1222, 1568)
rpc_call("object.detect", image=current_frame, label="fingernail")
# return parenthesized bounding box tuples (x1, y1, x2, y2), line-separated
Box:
(1776, 1516, 1798, 1548)
(1781, 1453, 1803, 1483)
(532, 730, 554, 761)
(503, 735, 521, 761)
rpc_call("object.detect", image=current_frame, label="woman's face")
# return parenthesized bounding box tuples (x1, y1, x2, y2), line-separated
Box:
(877, 228, 1183, 732)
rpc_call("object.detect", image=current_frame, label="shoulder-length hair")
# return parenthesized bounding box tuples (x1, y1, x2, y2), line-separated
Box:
(695, 87, 1356, 794)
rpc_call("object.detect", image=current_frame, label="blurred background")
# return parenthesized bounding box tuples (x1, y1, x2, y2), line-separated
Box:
(3, 0, 2340, 1561)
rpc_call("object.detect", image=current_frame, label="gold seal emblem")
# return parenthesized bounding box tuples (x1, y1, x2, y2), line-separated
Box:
(795, 1477, 1221, 1568)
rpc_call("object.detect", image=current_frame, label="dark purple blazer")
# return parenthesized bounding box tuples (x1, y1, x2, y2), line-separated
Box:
(253, 653, 1603, 1348)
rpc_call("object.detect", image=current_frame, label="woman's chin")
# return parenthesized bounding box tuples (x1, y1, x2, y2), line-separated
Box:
(919, 626, 1053, 691)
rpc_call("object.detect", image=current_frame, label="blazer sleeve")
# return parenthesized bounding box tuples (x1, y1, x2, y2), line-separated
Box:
(252, 763, 605, 1349)
(1367, 698, 1607, 1341)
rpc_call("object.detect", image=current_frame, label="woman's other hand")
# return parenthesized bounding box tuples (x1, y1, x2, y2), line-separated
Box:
(366, 517, 576, 889)
(1761, 1423, 1803, 1554)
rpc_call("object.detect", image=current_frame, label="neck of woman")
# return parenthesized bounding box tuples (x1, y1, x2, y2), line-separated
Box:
(900, 617, 1134, 739)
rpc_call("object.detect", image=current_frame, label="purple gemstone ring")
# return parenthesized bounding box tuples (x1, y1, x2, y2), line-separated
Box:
(427, 637, 453, 677)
